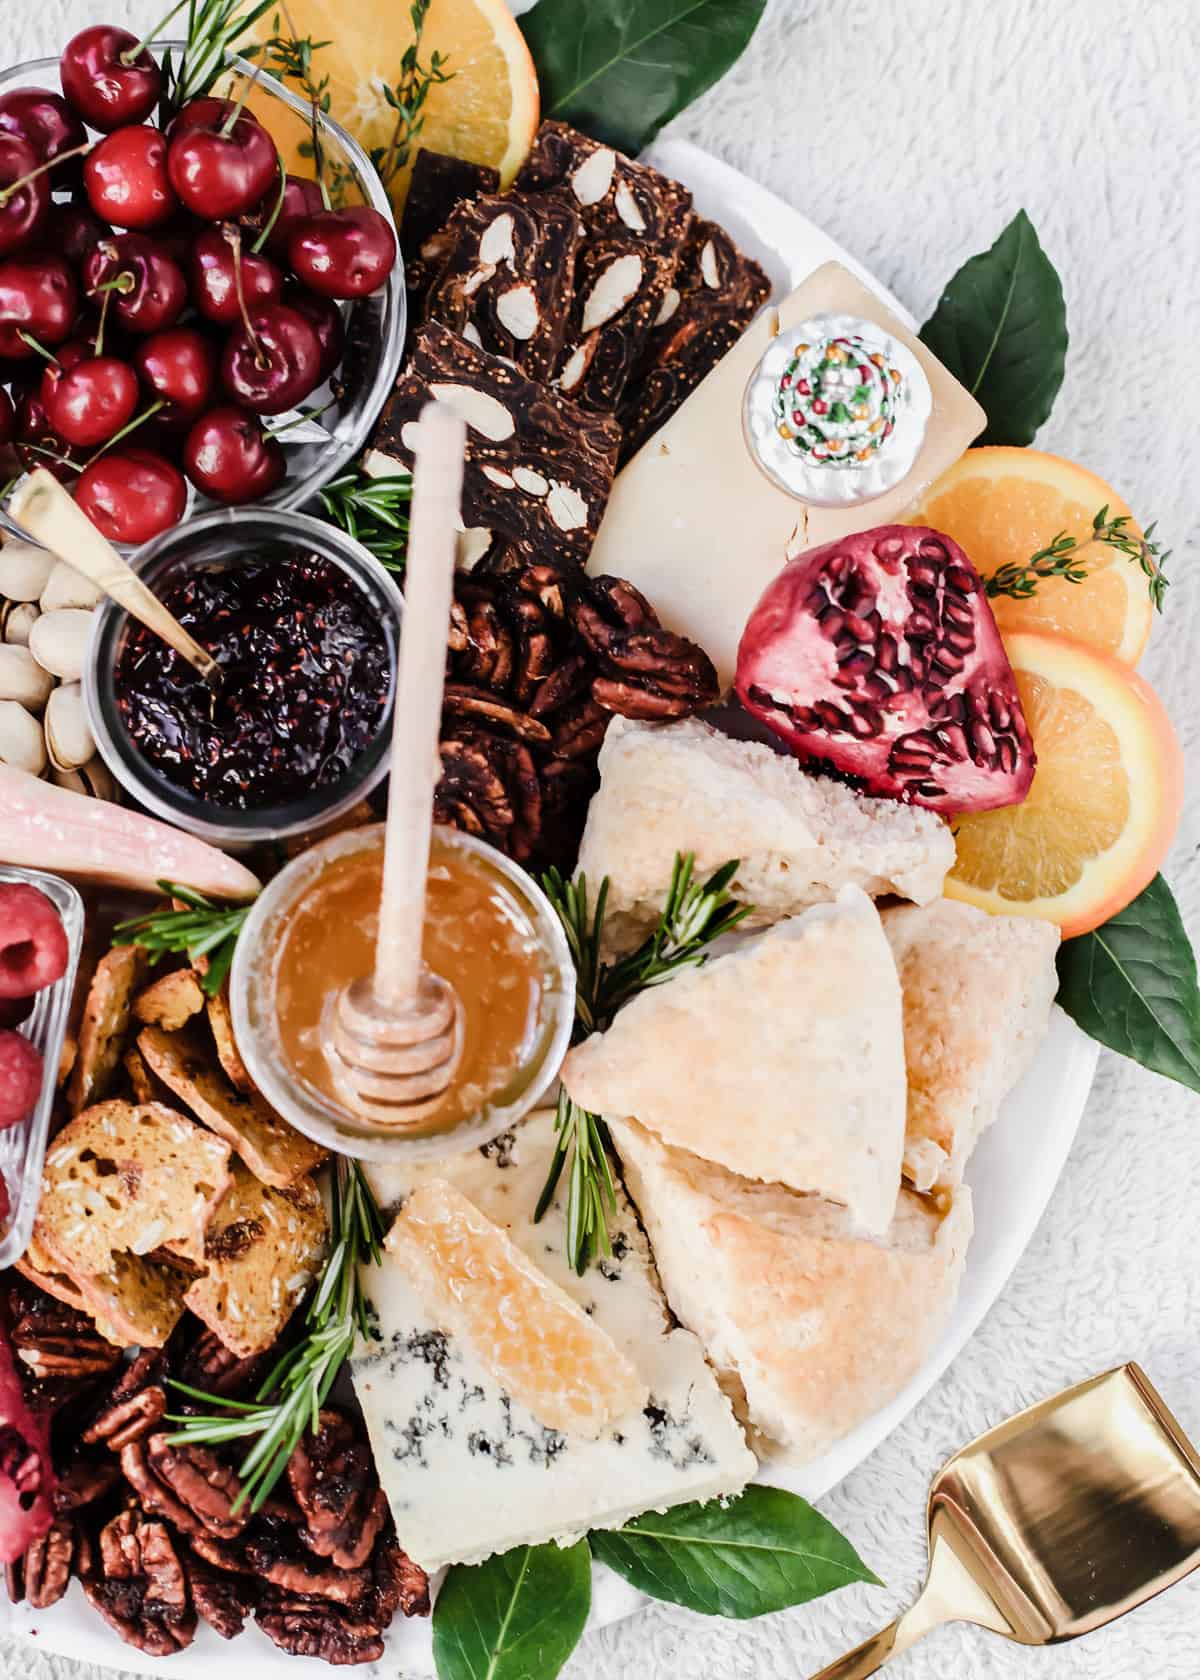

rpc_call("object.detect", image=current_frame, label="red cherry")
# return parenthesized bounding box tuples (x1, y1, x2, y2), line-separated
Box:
(0, 88, 87, 181)
(0, 385, 13, 447)
(0, 256, 78, 359)
(83, 234, 186, 333)
(183, 404, 285, 503)
(134, 326, 215, 428)
(282, 283, 344, 383)
(190, 224, 282, 324)
(45, 199, 112, 266)
(219, 302, 323, 415)
(164, 97, 230, 142)
(288, 207, 397, 299)
(240, 172, 323, 255)
(167, 99, 277, 220)
(59, 25, 161, 132)
(0, 133, 50, 259)
(42, 350, 139, 447)
(14, 390, 82, 480)
(85, 127, 176, 231)
(74, 447, 187, 543)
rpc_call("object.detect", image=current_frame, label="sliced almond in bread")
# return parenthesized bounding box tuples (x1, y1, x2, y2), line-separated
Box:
(68, 946, 146, 1115)
(133, 968, 206, 1033)
(386, 1179, 647, 1440)
(138, 1026, 326, 1188)
(206, 986, 252, 1093)
(38, 1100, 232, 1276)
(185, 1165, 328, 1358)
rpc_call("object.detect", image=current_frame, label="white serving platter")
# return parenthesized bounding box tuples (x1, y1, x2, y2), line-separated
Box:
(0, 139, 1099, 1676)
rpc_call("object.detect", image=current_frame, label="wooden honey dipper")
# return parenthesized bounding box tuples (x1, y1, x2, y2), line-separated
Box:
(328, 400, 468, 1125)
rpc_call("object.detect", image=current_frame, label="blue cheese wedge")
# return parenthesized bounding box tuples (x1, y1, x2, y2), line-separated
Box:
(353, 1110, 756, 1571)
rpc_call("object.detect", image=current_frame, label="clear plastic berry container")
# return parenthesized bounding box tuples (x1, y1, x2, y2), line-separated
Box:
(0, 43, 405, 541)
(0, 866, 84, 1268)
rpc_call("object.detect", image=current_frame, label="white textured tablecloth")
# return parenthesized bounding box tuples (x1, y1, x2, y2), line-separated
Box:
(4, 1, 1198, 1676)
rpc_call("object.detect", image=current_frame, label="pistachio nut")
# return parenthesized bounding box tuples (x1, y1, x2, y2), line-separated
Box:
(0, 699, 47, 776)
(39, 560, 104, 614)
(52, 755, 118, 802)
(1, 601, 39, 648)
(0, 643, 55, 711)
(27, 608, 95, 683)
(44, 681, 95, 772)
(0, 539, 56, 603)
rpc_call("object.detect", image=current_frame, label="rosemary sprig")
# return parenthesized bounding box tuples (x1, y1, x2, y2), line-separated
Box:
(537, 854, 751, 1273)
(113, 881, 252, 997)
(317, 467, 413, 571)
(165, 1157, 385, 1512)
(162, 0, 275, 111)
(371, 0, 454, 189)
(986, 505, 1170, 611)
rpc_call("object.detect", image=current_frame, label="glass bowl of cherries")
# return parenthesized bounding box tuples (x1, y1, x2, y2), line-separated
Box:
(0, 19, 405, 546)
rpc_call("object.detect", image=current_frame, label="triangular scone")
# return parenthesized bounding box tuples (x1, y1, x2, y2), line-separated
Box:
(561, 886, 906, 1235)
(611, 1117, 973, 1465)
(882, 900, 1060, 1190)
(575, 716, 954, 953)
(353, 1110, 755, 1572)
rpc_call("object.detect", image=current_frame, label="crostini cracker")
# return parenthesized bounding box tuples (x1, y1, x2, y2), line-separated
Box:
(68, 945, 146, 1115)
(133, 968, 206, 1033)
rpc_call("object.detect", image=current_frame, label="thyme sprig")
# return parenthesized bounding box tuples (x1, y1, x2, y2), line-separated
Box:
(536, 855, 751, 1273)
(317, 467, 413, 571)
(371, 1, 454, 190)
(986, 505, 1170, 612)
(162, 0, 275, 111)
(165, 1158, 385, 1513)
(113, 881, 252, 997)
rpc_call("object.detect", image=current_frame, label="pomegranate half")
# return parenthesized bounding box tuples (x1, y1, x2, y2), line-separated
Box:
(736, 525, 1035, 813)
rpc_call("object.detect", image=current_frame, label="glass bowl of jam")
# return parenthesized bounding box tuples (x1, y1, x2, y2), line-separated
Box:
(230, 823, 577, 1162)
(85, 508, 402, 845)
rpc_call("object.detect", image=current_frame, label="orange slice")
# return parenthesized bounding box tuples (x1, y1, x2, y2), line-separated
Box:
(908, 448, 1156, 665)
(386, 1179, 646, 1438)
(946, 631, 1183, 937)
(245, 0, 539, 210)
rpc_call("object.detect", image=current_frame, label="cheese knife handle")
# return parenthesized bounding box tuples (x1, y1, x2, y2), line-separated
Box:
(804, 1616, 930, 1680)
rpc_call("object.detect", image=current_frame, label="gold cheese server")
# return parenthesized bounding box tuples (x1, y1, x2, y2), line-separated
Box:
(808, 1363, 1200, 1678)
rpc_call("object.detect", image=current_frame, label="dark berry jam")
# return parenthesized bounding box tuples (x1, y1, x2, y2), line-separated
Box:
(114, 554, 391, 810)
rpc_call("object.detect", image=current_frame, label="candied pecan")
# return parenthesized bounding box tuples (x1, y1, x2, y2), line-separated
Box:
(372, 1530, 430, 1620)
(145, 1434, 248, 1539)
(84, 1507, 196, 1657)
(10, 1298, 120, 1384)
(54, 1453, 121, 1512)
(443, 683, 551, 744)
(450, 584, 515, 692)
(245, 1538, 370, 1606)
(549, 695, 610, 760)
(286, 1410, 377, 1561)
(573, 576, 719, 718)
(177, 1326, 274, 1399)
(528, 651, 591, 718)
(84, 1385, 166, 1451)
(185, 1550, 256, 1640)
(189, 1532, 252, 1575)
(436, 731, 515, 844)
(120, 1440, 202, 1535)
(19, 1518, 75, 1609)
(256, 1590, 385, 1666)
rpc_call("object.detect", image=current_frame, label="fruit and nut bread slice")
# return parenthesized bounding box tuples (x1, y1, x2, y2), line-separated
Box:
(575, 716, 955, 955)
(562, 886, 907, 1236)
(425, 192, 585, 383)
(400, 148, 502, 316)
(611, 1115, 973, 1465)
(514, 121, 692, 414)
(882, 899, 1060, 1191)
(68, 945, 147, 1116)
(368, 321, 621, 570)
(184, 1163, 328, 1359)
(138, 1024, 326, 1188)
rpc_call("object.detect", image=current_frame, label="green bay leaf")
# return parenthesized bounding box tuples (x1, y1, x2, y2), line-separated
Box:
(589, 1486, 880, 1619)
(520, 0, 767, 156)
(432, 1539, 591, 1680)
(919, 209, 1067, 445)
(1057, 874, 1200, 1092)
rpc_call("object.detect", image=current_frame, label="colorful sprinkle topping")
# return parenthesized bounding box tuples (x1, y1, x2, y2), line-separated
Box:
(773, 333, 904, 468)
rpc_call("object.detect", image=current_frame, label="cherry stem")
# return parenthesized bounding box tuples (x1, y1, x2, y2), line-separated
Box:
(125, 0, 188, 65)
(251, 150, 288, 254)
(92, 271, 137, 297)
(0, 140, 95, 205)
(223, 224, 264, 361)
(81, 398, 166, 469)
(268, 398, 335, 435)
(16, 331, 57, 363)
(93, 285, 113, 359)
(220, 60, 263, 138)
(22, 441, 76, 471)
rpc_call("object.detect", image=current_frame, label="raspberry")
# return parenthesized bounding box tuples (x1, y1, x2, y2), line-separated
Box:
(0, 883, 68, 999)
(0, 1029, 43, 1130)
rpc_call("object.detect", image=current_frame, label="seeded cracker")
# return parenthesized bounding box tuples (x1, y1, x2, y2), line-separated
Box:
(368, 322, 621, 569)
(619, 217, 771, 463)
(425, 192, 584, 382)
(514, 121, 692, 414)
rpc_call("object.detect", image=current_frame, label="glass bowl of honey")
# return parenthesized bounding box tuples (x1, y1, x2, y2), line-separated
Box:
(230, 823, 577, 1161)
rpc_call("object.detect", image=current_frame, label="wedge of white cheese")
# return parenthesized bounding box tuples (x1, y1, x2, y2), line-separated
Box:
(354, 1110, 756, 1572)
